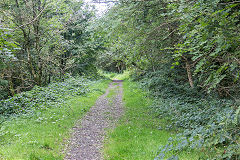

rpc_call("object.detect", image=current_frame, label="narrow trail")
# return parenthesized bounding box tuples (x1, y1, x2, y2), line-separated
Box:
(65, 81, 124, 160)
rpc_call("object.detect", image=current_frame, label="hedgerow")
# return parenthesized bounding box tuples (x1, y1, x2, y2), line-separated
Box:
(138, 71, 240, 159)
(0, 76, 91, 121)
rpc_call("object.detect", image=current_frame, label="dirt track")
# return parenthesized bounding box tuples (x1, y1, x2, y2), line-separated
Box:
(64, 81, 124, 160)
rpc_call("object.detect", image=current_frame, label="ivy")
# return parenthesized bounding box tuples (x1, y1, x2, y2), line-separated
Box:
(139, 71, 240, 159)
(0, 76, 92, 122)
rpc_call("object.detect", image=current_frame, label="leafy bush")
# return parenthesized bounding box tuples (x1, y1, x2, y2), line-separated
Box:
(0, 76, 91, 120)
(138, 71, 240, 159)
(0, 79, 8, 100)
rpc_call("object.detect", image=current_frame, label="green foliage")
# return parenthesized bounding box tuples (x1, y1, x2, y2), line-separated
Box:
(0, 76, 90, 120)
(97, 0, 240, 94)
(0, 27, 18, 53)
(139, 72, 240, 159)
(0, 0, 101, 97)
(0, 79, 8, 100)
(101, 70, 130, 80)
(104, 80, 200, 159)
(61, 3, 100, 76)
(173, 0, 240, 92)
(0, 27, 18, 99)
(95, 0, 179, 73)
(97, 1, 240, 157)
(0, 79, 110, 159)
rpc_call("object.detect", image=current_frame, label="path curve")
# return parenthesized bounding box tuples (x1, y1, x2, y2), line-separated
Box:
(64, 81, 124, 160)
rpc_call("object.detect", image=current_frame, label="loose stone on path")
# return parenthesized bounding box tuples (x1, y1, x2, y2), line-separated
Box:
(64, 81, 124, 160)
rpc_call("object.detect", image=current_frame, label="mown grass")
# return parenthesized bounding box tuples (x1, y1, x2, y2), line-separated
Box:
(0, 80, 110, 160)
(104, 80, 200, 160)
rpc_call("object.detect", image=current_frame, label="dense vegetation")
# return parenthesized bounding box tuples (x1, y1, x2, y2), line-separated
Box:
(0, 0, 102, 99)
(0, 1, 107, 158)
(95, 0, 240, 159)
(0, 78, 110, 159)
(104, 80, 200, 159)
(140, 72, 239, 159)
(1, 0, 240, 159)
(0, 76, 89, 120)
(96, 0, 240, 95)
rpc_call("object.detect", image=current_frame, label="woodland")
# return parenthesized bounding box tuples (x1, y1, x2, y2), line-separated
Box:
(0, 0, 240, 159)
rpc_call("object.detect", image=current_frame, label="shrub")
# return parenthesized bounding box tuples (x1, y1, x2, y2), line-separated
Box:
(0, 76, 90, 121)
(138, 71, 240, 159)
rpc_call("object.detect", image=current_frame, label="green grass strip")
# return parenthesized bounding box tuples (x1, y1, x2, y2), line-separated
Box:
(104, 80, 200, 160)
(0, 80, 110, 160)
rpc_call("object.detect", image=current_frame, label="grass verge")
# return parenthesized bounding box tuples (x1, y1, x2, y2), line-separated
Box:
(104, 80, 200, 160)
(99, 70, 130, 81)
(0, 80, 110, 160)
(111, 71, 130, 80)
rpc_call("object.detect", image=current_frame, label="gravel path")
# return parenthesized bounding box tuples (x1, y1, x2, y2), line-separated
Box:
(64, 81, 124, 160)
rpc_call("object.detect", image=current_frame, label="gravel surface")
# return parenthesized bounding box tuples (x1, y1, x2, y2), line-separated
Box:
(64, 81, 124, 160)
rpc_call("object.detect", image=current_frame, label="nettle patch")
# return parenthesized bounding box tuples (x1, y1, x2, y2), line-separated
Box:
(0, 77, 91, 121)
(139, 73, 240, 159)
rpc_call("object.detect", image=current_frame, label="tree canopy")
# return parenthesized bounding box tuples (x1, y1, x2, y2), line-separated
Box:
(0, 0, 102, 98)
(93, 1, 240, 158)
(95, 0, 240, 95)
(0, 0, 239, 158)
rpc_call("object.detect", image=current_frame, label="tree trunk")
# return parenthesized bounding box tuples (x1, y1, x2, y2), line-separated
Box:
(7, 70, 15, 96)
(185, 60, 194, 88)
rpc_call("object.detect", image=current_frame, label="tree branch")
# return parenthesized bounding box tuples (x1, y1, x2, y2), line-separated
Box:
(14, 3, 49, 30)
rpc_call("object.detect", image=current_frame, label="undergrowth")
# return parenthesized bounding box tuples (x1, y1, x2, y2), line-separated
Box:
(138, 71, 240, 159)
(0, 76, 90, 121)
(104, 80, 200, 160)
(0, 78, 110, 159)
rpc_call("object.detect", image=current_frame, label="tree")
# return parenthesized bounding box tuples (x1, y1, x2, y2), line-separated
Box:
(96, 0, 240, 94)
(0, 0, 100, 97)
